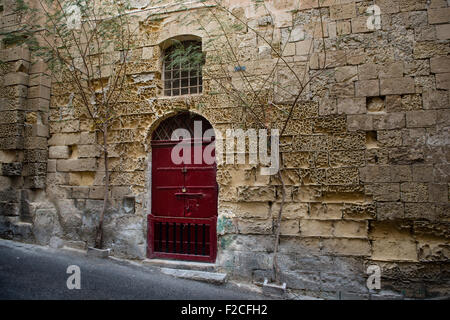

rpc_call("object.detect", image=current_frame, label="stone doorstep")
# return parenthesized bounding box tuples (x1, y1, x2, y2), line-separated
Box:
(142, 258, 216, 272)
(160, 267, 228, 285)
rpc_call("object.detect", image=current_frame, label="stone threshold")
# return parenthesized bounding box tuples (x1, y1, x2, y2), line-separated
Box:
(142, 258, 228, 284)
(142, 258, 216, 272)
(160, 267, 228, 285)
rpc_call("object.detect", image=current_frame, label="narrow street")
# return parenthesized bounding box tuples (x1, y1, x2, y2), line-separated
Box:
(0, 240, 264, 300)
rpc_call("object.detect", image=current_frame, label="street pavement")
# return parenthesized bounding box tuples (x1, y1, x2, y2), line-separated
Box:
(0, 239, 265, 300)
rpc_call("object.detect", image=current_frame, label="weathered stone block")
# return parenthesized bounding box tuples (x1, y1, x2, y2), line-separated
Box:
(337, 97, 366, 114)
(328, 132, 365, 150)
(1, 46, 30, 62)
(370, 222, 418, 261)
(0, 123, 24, 137)
(237, 219, 272, 235)
(371, 237, 418, 261)
(0, 202, 20, 216)
(4, 72, 29, 86)
(24, 136, 47, 150)
(89, 186, 107, 200)
(377, 202, 404, 220)
(428, 183, 448, 202)
(29, 74, 51, 87)
(48, 146, 70, 159)
(385, 95, 403, 112)
(342, 203, 376, 220)
(365, 183, 400, 201)
(330, 3, 356, 20)
(358, 63, 379, 80)
(326, 167, 359, 185)
(417, 236, 450, 262)
(298, 0, 318, 10)
(56, 159, 97, 172)
(0, 111, 25, 124)
(334, 221, 368, 238)
(406, 110, 437, 127)
(402, 128, 426, 147)
(380, 77, 415, 95)
(373, 113, 405, 130)
(405, 203, 437, 221)
(29, 60, 49, 75)
(32, 124, 49, 137)
(347, 114, 373, 131)
(401, 94, 422, 111)
(355, 80, 380, 97)
(24, 176, 46, 189)
(329, 150, 365, 167)
(309, 203, 342, 220)
(428, 7, 450, 24)
(412, 165, 434, 182)
(79, 132, 97, 145)
(390, 165, 413, 182)
(321, 238, 371, 256)
(78, 145, 101, 158)
(436, 24, 450, 40)
(48, 133, 80, 146)
(279, 220, 300, 235)
(28, 85, 51, 100)
(300, 219, 333, 237)
(221, 234, 273, 253)
(237, 186, 276, 202)
(47, 159, 56, 172)
(379, 62, 404, 79)
(335, 66, 357, 82)
(430, 56, 450, 74)
(295, 39, 313, 56)
(0, 137, 24, 150)
(378, 130, 402, 147)
(23, 162, 46, 176)
(1, 162, 22, 176)
(28, 98, 50, 112)
(389, 147, 424, 165)
(351, 16, 372, 33)
(227, 202, 269, 219)
(271, 202, 308, 219)
(436, 72, 450, 90)
(401, 182, 428, 202)
(359, 166, 391, 183)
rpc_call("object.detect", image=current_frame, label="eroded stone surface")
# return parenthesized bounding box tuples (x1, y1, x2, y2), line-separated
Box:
(0, 0, 449, 299)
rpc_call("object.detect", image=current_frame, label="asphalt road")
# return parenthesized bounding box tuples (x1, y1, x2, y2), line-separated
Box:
(0, 239, 265, 300)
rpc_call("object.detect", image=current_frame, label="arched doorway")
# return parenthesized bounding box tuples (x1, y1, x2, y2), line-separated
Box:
(147, 112, 218, 262)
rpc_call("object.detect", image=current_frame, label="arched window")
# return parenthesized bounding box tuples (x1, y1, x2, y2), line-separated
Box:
(152, 112, 213, 141)
(163, 40, 203, 96)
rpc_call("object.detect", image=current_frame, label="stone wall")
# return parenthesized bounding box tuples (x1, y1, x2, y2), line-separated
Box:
(1, 0, 50, 241)
(1, 0, 449, 299)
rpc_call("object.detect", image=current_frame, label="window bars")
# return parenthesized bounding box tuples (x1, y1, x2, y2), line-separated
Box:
(163, 41, 203, 96)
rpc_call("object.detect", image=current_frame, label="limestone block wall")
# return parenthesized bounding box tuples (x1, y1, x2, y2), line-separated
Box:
(0, 0, 449, 298)
(0, 0, 51, 241)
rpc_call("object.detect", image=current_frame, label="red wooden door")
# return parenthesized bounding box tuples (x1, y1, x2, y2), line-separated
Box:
(147, 113, 217, 262)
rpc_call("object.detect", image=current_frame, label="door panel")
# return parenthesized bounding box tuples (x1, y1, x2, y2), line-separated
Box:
(152, 143, 186, 217)
(149, 124, 218, 262)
